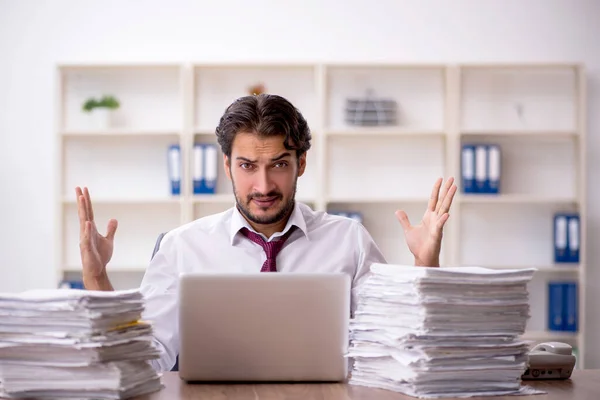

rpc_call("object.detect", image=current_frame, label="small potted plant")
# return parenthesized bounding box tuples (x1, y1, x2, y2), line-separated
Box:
(82, 95, 120, 129)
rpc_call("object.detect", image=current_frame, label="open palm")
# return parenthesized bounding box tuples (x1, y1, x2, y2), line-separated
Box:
(395, 177, 457, 267)
(76, 187, 118, 277)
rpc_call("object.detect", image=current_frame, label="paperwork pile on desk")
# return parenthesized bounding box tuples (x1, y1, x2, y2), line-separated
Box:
(348, 264, 542, 398)
(0, 288, 162, 399)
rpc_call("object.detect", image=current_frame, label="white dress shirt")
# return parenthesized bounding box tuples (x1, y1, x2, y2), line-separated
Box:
(139, 201, 387, 372)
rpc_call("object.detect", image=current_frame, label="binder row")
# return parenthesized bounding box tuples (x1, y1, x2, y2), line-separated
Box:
(192, 144, 218, 194)
(553, 213, 580, 263)
(168, 145, 182, 195)
(329, 211, 363, 224)
(461, 144, 501, 194)
(168, 144, 219, 195)
(548, 281, 578, 332)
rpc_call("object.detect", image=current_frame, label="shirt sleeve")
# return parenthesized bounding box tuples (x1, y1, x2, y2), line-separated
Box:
(351, 222, 387, 315)
(139, 232, 180, 372)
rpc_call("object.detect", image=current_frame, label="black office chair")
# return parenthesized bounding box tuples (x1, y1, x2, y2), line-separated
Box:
(150, 232, 179, 372)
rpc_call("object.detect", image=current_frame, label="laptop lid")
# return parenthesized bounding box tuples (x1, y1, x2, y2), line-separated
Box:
(178, 272, 351, 382)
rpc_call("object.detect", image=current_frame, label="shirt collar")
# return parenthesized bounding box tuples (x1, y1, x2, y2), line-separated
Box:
(229, 201, 309, 245)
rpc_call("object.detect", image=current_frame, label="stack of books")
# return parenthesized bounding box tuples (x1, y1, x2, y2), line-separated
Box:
(348, 264, 542, 398)
(0, 288, 162, 399)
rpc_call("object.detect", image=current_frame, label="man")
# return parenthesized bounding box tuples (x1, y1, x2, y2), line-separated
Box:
(76, 94, 457, 372)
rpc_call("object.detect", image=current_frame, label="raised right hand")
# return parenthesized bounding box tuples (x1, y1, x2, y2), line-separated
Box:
(76, 187, 118, 282)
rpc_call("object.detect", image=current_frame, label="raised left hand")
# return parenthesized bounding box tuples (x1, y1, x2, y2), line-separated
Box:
(395, 177, 457, 267)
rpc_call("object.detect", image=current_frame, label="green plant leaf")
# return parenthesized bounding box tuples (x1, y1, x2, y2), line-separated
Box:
(82, 95, 120, 112)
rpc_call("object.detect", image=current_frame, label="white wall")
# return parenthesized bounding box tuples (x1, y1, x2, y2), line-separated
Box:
(1, 0, 599, 363)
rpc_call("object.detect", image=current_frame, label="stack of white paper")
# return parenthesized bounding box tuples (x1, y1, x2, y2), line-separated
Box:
(348, 264, 541, 398)
(0, 288, 162, 399)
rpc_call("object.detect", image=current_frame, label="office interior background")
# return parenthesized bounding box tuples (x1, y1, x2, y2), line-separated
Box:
(1, 0, 599, 367)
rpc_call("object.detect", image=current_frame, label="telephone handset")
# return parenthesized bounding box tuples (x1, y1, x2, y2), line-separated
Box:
(521, 342, 576, 380)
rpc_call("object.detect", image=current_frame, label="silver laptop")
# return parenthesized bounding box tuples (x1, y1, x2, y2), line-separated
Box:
(178, 272, 351, 382)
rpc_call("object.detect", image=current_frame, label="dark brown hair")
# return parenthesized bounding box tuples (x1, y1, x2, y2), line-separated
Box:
(215, 94, 312, 159)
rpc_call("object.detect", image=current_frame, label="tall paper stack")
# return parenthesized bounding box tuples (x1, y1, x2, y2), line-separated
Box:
(348, 264, 541, 398)
(0, 288, 162, 399)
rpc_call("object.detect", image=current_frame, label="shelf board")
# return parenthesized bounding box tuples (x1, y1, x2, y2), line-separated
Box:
(521, 331, 578, 342)
(59, 62, 182, 70)
(63, 265, 147, 272)
(193, 194, 234, 204)
(194, 129, 217, 136)
(193, 194, 316, 204)
(326, 128, 444, 137)
(325, 62, 447, 69)
(459, 62, 580, 70)
(61, 129, 181, 138)
(62, 196, 317, 206)
(193, 62, 317, 69)
(326, 197, 429, 204)
(63, 197, 182, 206)
(459, 194, 578, 205)
(460, 130, 578, 139)
(296, 197, 317, 205)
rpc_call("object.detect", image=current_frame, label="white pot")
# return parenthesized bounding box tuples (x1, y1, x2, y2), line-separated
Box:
(87, 108, 112, 130)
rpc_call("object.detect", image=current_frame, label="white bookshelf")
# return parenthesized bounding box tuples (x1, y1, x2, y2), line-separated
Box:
(55, 62, 587, 366)
(452, 64, 586, 367)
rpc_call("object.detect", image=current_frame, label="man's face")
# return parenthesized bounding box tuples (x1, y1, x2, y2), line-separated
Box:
(224, 132, 306, 225)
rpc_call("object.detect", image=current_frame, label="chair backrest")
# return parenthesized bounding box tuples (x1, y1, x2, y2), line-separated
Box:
(150, 232, 179, 372)
(151, 232, 167, 260)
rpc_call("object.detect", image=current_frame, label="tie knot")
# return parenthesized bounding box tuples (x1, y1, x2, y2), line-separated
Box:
(240, 227, 296, 261)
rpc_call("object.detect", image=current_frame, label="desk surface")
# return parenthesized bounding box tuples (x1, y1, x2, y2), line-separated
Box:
(135, 370, 600, 400)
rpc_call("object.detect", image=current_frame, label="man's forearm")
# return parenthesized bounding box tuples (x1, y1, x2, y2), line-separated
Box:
(83, 272, 114, 291)
(415, 257, 440, 268)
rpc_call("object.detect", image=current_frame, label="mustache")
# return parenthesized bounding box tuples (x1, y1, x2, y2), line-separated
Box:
(247, 191, 283, 201)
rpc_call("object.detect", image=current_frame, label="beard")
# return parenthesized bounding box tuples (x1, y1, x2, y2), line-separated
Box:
(233, 176, 297, 226)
